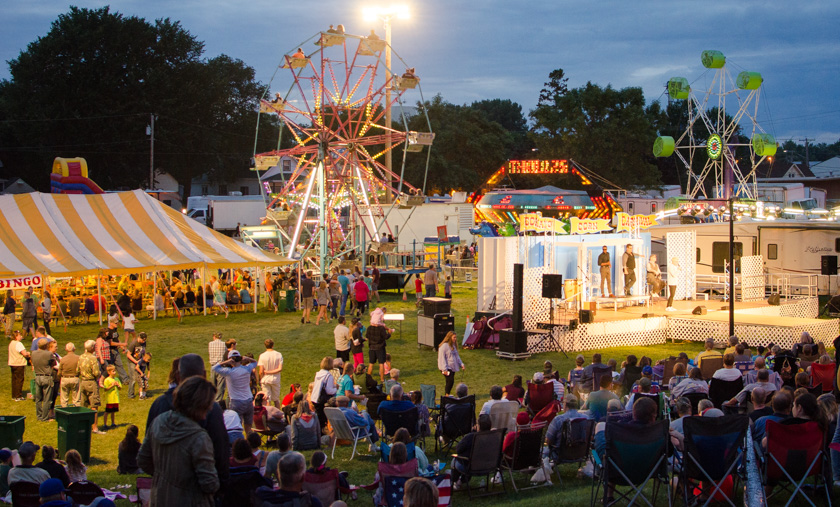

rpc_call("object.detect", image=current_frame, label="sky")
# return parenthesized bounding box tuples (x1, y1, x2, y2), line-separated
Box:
(1, 0, 839, 147)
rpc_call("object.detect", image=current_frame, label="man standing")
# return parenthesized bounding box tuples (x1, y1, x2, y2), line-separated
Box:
(338, 270, 350, 317)
(212, 350, 258, 434)
(258, 339, 283, 408)
(125, 332, 147, 400)
(77, 340, 105, 434)
(58, 343, 80, 407)
(3, 290, 15, 338)
(208, 332, 227, 403)
(371, 266, 381, 303)
(8, 330, 29, 400)
(299, 271, 316, 324)
(106, 320, 129, 387)
(32, 338, 56, 421)
(598, 246, 613, 297)
(622, 244, 640, 296)
(20, 292, 37, 337)
(333, 316, 351, 363)
(30, 326, 54, 352)
(423, 264, 438, 297)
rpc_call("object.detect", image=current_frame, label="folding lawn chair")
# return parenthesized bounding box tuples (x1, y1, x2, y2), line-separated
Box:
(324, 407, 374, 460)
(549, 417, 595, 486)
(380, 406, 422, 448)
(420, 383, 441, 419)
(699, 356, 723, 381)
(762, 420, 831, 506)
(435, 395, 476, 455)
(488, 401, 519, 433)
(452, 428, 506, 499)
(501, 424, 550, 492)
(810, 362, 835, 392)
(709, 377, 744, 408)
(526, 381, 554, 415)
(67, 480, 105, 505)
(681, 414, 749, 507)
(620, 365, 643, 396)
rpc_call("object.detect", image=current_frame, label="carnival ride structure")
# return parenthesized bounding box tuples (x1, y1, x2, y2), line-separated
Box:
(50, 157, 105, 195)
(251, 27, 434, 273)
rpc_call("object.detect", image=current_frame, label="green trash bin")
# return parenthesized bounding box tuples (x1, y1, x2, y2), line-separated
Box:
(285, 288, 296, 312)
(56, 407, 97, 463)
(0, 416, 26, 449)
(275, 290, 286, 312)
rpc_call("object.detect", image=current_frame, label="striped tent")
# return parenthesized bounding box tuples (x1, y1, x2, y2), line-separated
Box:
(0, 189, 292, 277)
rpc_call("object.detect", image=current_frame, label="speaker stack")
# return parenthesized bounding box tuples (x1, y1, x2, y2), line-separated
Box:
(692, 306, 707, 315)
(542, 274, 563, 299)
(499, 263, 529, 356)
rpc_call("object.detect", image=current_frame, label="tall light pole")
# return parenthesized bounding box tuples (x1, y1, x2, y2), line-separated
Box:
(146, 114, 156, 190)
(363, 4, 410, 204)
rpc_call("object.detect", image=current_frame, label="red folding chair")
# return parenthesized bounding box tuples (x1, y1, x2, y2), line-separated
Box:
(526, 382, 554, 415)
(810, 362, 835, 392)
(763, 420, 830, 506)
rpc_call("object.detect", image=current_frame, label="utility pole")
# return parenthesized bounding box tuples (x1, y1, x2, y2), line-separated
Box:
(147, 114, 157, 190)
(799, 137, 812, 170)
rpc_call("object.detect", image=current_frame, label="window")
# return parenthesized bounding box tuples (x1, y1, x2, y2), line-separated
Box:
(767, 244, 778, 260)
(628, 202, 634, 213)
(836, 238, 840, 253)
(696, 248, 701, 263)
(283, 159, 292, 173)
(218, 184, 228, 195)
(240, 186, 249, 196)
(651, 202, 657, 213)
(712, 241, 743, 273)
(201, 185, 209, 195)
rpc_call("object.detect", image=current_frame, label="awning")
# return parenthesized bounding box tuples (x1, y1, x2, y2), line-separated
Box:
(0, 190, 294, 277)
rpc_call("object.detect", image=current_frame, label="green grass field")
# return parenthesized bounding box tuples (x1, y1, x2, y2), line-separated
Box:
(1, 281, 831, 505)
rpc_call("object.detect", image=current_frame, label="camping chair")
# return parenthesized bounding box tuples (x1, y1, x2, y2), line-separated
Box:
(592, 365, 614, 393)
(253, 406, 283, 445)
(810, 362, 835, 392)
(661, 358, 677, 388)
(420, 383, 441, 420)
(635, 392, 667, 420)
(380, 406, 422, 447)
(223, 465, 272, 506)
(682, 392, 710, 416)
(762, 420, 831, 506)
(526, 381, 555, 415)
(68, 480, 105, 505)
(501, 424, 550, 492)
(489, 401, 519, 433)
(324, 407, 374, 460)
(359, 459, 418, 507)
(531, 399, 562, 429)
(699, 356, 723, 380)
(365, 393, 388, 425)
(435, 395, 476, 455)
(568, 369, 584, 397)
(709, 377, 744, 408)
(452, 428, 507, 499)
(590, 419, 671, 507)
(681, 414, 749, 507)
(303, 468, 343, 507)
(10, 481, 41, 507)
(549, 417, 596, 485)
(131, 476, 152, 507)
(380, 440, 418, 463)
(734, 360, 754, 376)
(620, 365, 643, 396)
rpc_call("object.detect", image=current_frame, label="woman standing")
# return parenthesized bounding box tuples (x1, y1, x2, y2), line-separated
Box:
(437, 331, 465, 395)
(40, 291, 52, 335)
(315, 281, 330, 325)
(138, 376, 219, 506)
(311, 357, 337, 430)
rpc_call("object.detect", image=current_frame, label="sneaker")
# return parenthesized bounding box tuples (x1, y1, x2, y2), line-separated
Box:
(300, 317, 305, 324)
(13, 397, 24, 402)
(453, 480, 467, 491)
(92, 429, 107, 435)
(665, 306, 676, 312)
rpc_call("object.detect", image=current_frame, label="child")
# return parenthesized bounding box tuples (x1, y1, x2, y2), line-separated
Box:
(414, 276, 423, 307)
(383, 368, 400, 395)
(102, 365, 123, 429)
(117, 425, 142, 474)
(107, 305, 120, 326)
(307, 451, 350, 496)
(350, 317, 365, 368)
(64, 449, 87, 482)
(123, 311, 137, 342)
(383, 353, 393, 378)
(0, 449, 12, 498)
(134, 350, 151, 400)
(444, 276, 452, 299)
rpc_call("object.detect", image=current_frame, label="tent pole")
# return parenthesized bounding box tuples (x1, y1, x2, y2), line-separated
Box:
(254, 266, 258, 314)
(202, 263, 208, 316)
(96, 272, 103, 326)
(152, 271, 157, 321)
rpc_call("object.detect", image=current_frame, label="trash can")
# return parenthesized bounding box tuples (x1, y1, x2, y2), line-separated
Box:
(0, 416, 25, 449)
(275, 290, 286, 312)
(285, 289, 296, 312)
(56, 407, 97, 463)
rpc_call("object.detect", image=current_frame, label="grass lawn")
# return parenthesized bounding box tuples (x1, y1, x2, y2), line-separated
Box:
(0, 281, 829, 505)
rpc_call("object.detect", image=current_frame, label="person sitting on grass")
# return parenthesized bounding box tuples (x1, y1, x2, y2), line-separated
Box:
(36, 445, 69, 487)
(7, 441, 49, 488)
(306, 451, 351, 498)
(254, 452, 324, 507)
(117, 425, 142, 475)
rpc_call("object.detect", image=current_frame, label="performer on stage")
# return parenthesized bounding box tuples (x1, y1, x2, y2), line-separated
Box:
(437, 331, 465, 395)
(598, 246, 614, 297)
(621, 244, 641, 296)
(646, 254, 666, 296)
(666, 256, 682, 311)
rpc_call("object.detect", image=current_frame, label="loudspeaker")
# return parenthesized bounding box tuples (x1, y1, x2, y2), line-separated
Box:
(768, 293, 780, 306)
(422, 297, 451, 317)
(579, 309, 593, 323)
(568, 319, 578, 331)
(512, 264, 524, 331)
(542, 274, 564, 299)
(692, 306, 707, 315)
(642, 313, 655, 318)
(498, 329, 528, 354)
(822, 256, 838, 276)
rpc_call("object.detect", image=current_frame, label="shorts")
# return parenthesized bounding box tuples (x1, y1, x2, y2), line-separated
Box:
(80, 380, 100, 409)
(124, 328, 134, 333)
(261, 380, 282, 403)
(303, 298, 314, 311)
(230, 398, 255, 426)
(105, 403, 119, 413)
(372, 283, 378, 292)
(416, 293, 422, 300)
(369, 348, 387, 364)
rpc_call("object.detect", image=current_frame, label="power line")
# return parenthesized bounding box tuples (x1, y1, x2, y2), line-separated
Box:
(0, 113, 146, 123)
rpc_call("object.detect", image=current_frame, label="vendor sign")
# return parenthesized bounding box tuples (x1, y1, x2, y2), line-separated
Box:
(0, 275, 43, 289)
(569, 217, 612, 235)
(519, 213, 567, 235)
(615, 212, 658, 233)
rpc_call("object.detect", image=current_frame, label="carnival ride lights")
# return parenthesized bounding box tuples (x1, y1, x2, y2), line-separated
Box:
(252, 26, 433, 273)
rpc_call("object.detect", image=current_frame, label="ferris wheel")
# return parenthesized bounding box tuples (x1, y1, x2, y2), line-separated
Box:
(653, 50, 776, 201)
(253, 26, 433, 272)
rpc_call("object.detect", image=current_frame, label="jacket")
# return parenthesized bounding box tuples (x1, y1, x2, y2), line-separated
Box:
(365, 325, 390, 351)
(138, 410, 220, 507)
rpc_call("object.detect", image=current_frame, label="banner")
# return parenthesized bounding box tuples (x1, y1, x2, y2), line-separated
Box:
(569, 217, 612, 235)
(0, 275, 43, 289)
(615, 212, 658, 233)
(519, 213, 567, 235)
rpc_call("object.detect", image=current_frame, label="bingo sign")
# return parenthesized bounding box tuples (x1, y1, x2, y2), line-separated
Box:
(0, 275, 43, 289)
(506, 159, 569, 174)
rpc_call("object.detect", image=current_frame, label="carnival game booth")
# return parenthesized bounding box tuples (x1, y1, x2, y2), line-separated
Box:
(0, 190, 293, 324)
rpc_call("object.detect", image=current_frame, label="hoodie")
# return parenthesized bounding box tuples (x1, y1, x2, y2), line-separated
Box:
(138, 410, 219, 507)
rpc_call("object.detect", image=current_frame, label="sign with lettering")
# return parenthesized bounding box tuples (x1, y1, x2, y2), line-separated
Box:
(569, 217, 612, 235)
(615, 212, 658, 233)
(506, 159, 569, 175)
(519, 213, 567, 235)
(0, 275, 43, 289)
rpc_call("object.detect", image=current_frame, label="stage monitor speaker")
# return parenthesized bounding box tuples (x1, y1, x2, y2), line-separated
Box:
(768, 293, 780, 306)
(642, 313, 655, 318)
(579, 309, 593, 324)
(822, 255, 838, 276)
(422, 297, 451, 317)
(692, 306, 707, 315)
(512, 264, 524, 331)
(542, 274, 564, 299)
(568, 319, 578, 331)
(498, 329, 528, 354)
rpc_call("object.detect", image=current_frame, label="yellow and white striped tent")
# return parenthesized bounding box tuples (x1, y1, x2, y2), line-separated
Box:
(0, 189, 292, 277)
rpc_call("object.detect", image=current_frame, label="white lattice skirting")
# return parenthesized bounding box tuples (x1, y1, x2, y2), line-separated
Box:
(667, 318, 837, 350)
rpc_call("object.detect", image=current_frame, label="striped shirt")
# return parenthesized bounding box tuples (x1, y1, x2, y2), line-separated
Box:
(209, 339, 226, 365)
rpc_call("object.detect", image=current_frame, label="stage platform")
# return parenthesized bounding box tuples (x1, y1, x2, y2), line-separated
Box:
(525, 296, 838, 354)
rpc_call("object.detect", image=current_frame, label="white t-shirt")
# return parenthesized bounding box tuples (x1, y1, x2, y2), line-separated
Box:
(334, 324, 351, 351)
(123, 313, 137, 331)
(258, 349, 284, 384)
(668, 259, 682, 284)
(8, 340, 27, 367)
(713, 368, 744, 381)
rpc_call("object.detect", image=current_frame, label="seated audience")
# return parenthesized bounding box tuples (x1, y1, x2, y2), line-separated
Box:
(724, 369, 777, 407)
(255, 452, 324, 507)
(753, 391, 792, 444)
(263, 433, 292, 484)
(503, 412, 533, 458)
(712, 353, 742, 381)
(36, 445, 69, 487)
(404, 477, 438, 507)
(745, 357, 782, 389)
(335, 396, 379, 444)
(504, 375, 525, 403)
(452, 414, 492, 490)
(379, 384, 414, 413)
(410, 390, 431, 438)
(479, 385, 513, 415)
(230, 438, 258, 467)
(545, 395, 584, 450)
(748, 387, 773, 423)
(118, 425, 142, 474)
(8, 441, 49, 487)
(671, 367, 709, 400)
(582, 375, 618, 421)
(694, 338, 722, 368)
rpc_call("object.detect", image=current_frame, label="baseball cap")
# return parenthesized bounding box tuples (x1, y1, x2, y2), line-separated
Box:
(88, 498, 117, 507)
(39, 478, 66, 497)
(18, 441, 39, 458)
(642, 365, 653, 375)
(0, 449, 11, 462)
(533, 372, 544, 382)
(229, 350, 241, 358)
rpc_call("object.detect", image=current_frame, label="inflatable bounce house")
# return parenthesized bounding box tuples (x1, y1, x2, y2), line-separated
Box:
(50, 157, 104, 194)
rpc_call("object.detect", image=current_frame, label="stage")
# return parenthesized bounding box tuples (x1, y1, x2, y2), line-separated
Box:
(527, 296, 838, 354)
